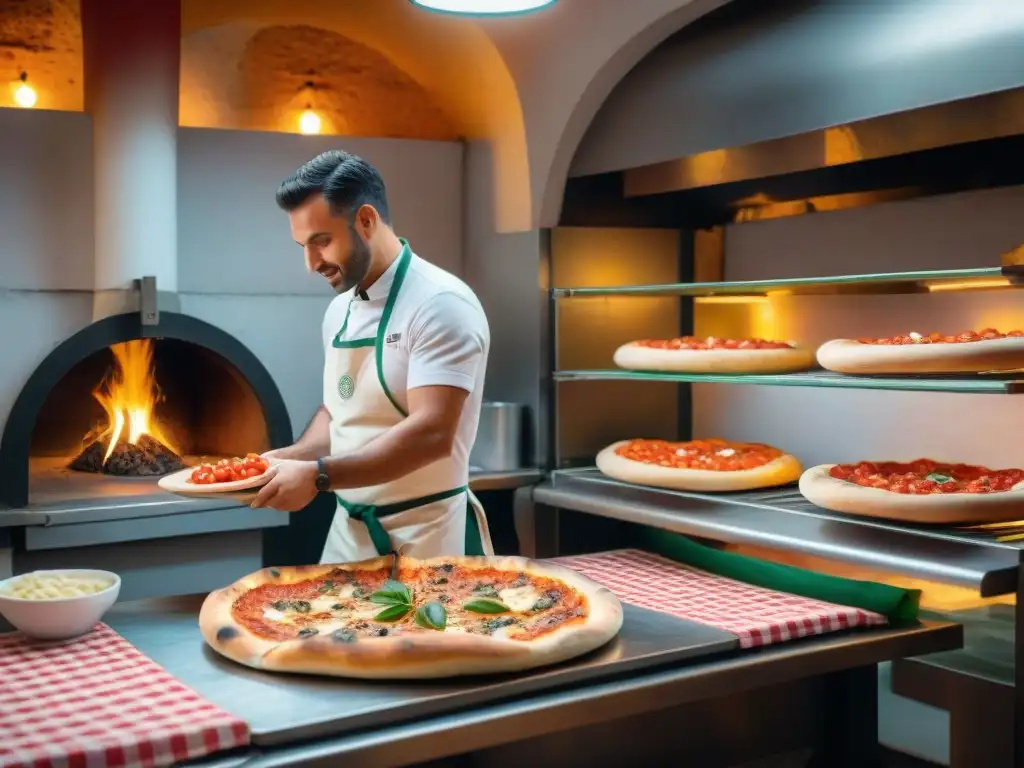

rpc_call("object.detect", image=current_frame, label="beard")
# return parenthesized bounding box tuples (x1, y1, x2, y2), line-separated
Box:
(336, 227, 372, 295)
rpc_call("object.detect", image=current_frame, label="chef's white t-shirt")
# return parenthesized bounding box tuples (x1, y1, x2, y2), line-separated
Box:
(321, 250, 490, 472)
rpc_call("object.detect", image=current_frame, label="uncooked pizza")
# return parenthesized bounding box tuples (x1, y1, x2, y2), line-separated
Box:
(199, 554, 623, 679)
(613, 336, 814, 374)
(799, 459, 1024, 524)
(596, 438, 802, 492)
(816, 328, 1024, 374)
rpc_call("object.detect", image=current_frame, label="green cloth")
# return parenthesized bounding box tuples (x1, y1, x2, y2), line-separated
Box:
(640, 528, 921, 622)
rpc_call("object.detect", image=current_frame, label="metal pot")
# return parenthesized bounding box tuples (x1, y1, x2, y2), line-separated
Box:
(471, 401, 526, 472)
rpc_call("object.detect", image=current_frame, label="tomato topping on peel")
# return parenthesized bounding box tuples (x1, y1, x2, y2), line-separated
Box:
(829, 460, 1024, 494)
(615, 438, 782, 471)
(189, 453, 270, 485)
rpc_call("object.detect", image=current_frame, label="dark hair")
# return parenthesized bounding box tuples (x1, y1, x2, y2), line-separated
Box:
(275, 150, 391, 224)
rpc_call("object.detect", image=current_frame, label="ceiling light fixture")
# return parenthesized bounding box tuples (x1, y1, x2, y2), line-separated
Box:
(13, 72, 37, 108)
(409, 0, 557, 16)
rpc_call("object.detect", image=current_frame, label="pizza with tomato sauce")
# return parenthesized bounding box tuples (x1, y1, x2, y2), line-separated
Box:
(596, 438, 802, 492)
(799, 459, 1024, 524)
(199, 554, 623, 679)
(613, 336, 814, 374)
(817, 328, 1024, 374)
(157, 453, 274, 497)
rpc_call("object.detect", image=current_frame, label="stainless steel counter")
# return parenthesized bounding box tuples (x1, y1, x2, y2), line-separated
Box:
(101, 595, 737, 747)
(0, 468, 543, 529)
(173, 614, 960, 767)
(531, 469, 1023, 595)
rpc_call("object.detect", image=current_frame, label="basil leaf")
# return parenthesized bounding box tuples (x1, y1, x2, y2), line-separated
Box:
(927, 472, 953, 484)
(369, 579, 413, 606)
(382, 579, 410, 597)
(369, 592, 408, 606)
(464, 598, 510, 614)
(414, 601, 447, 631)
(374, 604, 412, 622)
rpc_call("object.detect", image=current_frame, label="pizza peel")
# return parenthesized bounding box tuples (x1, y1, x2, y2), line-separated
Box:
(158, 459, 278, 504)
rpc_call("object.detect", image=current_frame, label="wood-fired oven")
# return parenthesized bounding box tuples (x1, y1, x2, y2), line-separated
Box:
(0, 297, 294, 602)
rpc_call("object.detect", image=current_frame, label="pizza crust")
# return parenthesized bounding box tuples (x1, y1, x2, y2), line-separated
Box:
(199, 555, 623, 679)
(596, 440, 802, 492)
(613, 342, 814, 374)
(816, 336, 1024, 374)
(798, 464, 1024, 524)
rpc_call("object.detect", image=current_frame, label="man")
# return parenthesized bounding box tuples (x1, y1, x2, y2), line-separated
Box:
(250, 150, 493, 562)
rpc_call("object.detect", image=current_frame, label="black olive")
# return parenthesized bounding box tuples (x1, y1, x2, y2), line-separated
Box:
(432, 577, 449, 585)
(375, 627, 389, 637)
(271, 600, 289, 612)
(531, 597, 555, 611)
(331, 629, 357, 643)
(330, 603, 345, 611)
(439, 563, 454, 573)
(438, 594, 450, 604)
(483, 617, 518, 632)
(297, 627, 319, 638)
(472, 584, 499, 598)
(292, 601, 312, 613)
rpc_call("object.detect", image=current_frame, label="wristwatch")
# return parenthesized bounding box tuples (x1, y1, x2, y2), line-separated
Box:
(314, 458, 331, 493)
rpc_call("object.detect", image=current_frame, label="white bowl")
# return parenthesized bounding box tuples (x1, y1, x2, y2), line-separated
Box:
(0, 569, 121, 640)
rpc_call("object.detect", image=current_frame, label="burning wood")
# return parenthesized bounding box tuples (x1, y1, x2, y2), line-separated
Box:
(69, 340, 185, 477)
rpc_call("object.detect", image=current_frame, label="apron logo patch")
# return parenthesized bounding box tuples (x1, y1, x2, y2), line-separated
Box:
(385, 332, 402, 344)
(337, 374, 355, 400)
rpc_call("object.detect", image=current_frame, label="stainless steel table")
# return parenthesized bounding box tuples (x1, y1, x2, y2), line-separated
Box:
(93, 595, 962, 768)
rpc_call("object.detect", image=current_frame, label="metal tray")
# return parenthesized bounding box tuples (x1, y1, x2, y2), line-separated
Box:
(103, 596, 738, 747)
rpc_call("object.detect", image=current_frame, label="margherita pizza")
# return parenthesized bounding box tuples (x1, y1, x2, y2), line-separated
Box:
(816, 328, 1024, 374)
(613, 336, 814, 374)
(199, 554, 623, 679)
(158, 453, 273, 497)
(799, 459, 1024, 524)
(596, 438, 802, 492)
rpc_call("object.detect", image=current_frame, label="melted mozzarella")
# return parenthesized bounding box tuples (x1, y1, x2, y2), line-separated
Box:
(498, 585, 542, 613)
(263, 607, 288, 622)
(309, 597, 349, 613)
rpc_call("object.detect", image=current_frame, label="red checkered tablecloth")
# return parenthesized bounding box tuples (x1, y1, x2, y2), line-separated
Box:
(0, 623, 249, 768)
(553, 549, 887, 648)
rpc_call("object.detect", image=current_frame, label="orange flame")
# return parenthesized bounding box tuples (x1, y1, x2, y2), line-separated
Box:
(89, 340, 178, 462)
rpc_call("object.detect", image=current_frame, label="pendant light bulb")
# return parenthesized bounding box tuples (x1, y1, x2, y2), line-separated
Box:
(409, 0, 556, 15)
(299, 109, 321, 135)
(13, 72, 37, 108)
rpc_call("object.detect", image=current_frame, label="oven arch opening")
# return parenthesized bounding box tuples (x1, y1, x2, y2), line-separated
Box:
(0, 311, 294, 509)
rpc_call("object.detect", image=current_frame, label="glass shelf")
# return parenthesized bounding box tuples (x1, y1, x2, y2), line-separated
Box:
(551, 265, 1024, 299)
(553, 369, 1024, 394)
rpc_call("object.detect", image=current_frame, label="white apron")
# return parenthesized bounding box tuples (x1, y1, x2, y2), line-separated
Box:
(320, 241, 493, 564)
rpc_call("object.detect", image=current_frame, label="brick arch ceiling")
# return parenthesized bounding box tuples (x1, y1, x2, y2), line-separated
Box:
(181, 23, 459, 140)
(183, 0, 531, 231)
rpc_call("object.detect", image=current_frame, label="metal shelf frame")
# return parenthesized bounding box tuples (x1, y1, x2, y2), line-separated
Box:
(544, 244, 1024, 766)
(553, 369, 1024, 394)
(551, 265, 1024, 299)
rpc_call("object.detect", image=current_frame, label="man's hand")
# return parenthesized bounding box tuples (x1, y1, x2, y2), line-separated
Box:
(250, 459, 319, 512)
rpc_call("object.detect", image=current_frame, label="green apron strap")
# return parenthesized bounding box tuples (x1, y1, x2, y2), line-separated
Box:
(331, 297, 377, 349)
(337, 484, 469, 557)
(375, 240, 412, 416)
(464, 497, 486, 556)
